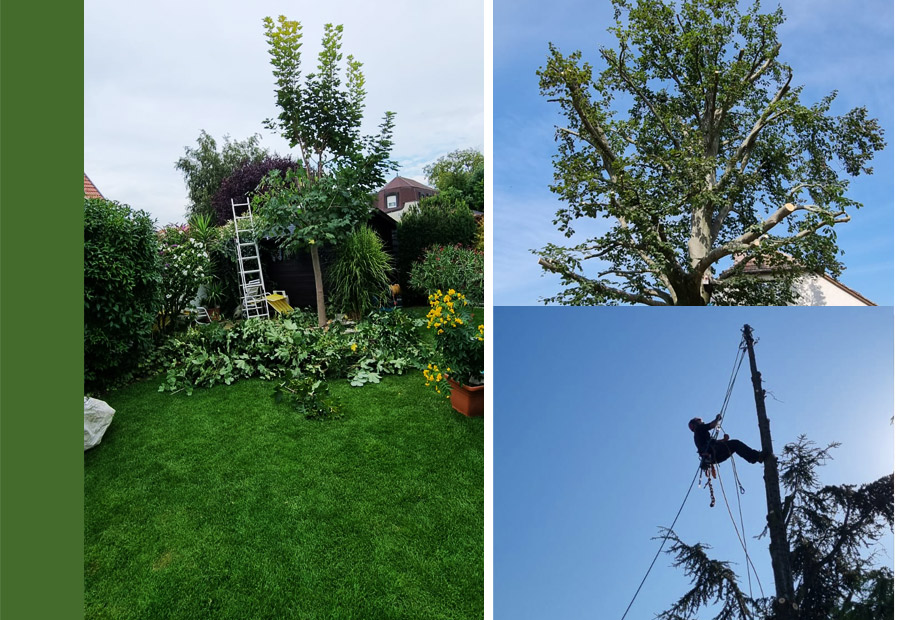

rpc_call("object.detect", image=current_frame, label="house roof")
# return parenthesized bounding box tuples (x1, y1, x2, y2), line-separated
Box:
(378, 176, 436, 193)
(84, 174, 103, 199)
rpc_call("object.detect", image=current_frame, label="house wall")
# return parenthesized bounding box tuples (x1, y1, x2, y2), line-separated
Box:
(376, 185, 436, 215)
(792, 275, 873, 306)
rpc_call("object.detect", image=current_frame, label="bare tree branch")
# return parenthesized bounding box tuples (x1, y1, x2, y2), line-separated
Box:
(538, 257, 671, 305)
(700, 202, 849, 273)
(747, 43, 781, 84)
(562, 73, 618, 174)
(712, 72, 793, 237)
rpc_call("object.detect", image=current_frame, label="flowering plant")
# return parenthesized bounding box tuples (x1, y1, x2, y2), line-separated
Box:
(423, 289, 484, 396)
(156, 224, 211, 332)
(408, 244, 484, 305)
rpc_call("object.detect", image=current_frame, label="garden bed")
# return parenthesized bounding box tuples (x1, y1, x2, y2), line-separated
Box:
(85, 373, 483, 619)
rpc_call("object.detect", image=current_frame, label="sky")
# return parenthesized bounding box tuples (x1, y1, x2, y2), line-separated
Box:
(84, 0, 484, 227)
(493, 307, 893, 619)
(493, 0, 894, 306)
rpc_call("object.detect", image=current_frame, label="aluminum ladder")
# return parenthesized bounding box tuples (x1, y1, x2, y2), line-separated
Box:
(231, 198, 270, 319)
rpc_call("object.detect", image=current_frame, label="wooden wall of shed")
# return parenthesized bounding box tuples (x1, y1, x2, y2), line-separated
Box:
(259, 211, 397, 311)
(262, 244, 333, 311)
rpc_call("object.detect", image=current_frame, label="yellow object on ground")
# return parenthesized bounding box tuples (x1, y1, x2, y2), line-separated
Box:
(266, 293, 293, 315)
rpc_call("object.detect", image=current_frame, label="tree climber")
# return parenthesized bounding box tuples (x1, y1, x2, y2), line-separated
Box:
(689, 415, 769, 467)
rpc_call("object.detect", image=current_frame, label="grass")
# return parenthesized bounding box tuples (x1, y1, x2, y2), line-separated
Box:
(85, 372, 483, 619)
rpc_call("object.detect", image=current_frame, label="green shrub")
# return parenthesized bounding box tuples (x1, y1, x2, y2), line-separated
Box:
(157, 224, 211, 332)
(206, 222, 242, 318)
(396, 190, 478, 300)
(408, 244, 484, 305)
(327, 226, 392, 319)
(84, 197, 162, 392)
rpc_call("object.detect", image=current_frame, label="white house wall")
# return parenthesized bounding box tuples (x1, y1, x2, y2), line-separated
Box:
(792, 274, 870, 306)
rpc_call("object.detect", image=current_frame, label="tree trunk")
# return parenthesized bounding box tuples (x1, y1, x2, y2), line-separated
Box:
(742, 324, 796, 620)
(310, 244, 327, 328)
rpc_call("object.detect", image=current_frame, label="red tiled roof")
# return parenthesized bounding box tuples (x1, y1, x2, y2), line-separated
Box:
(84, 174, 103, 199)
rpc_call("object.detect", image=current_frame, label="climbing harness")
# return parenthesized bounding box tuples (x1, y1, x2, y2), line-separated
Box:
(696, 338, 747, 507)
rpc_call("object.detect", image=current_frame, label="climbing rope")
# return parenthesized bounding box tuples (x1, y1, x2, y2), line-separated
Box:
(618, 466, 700, 620)
(714, 337, 747, 436)
(619, 337, 751, 620)
(717, 460, 765, 598)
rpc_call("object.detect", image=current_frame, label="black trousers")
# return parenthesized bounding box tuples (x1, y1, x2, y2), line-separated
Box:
(707, 439, 760, 465)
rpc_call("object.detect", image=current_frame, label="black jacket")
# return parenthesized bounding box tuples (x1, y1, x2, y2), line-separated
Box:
(692, 419, 718, 454)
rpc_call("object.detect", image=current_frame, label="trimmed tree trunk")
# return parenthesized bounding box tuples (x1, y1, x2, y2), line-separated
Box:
(310, 244, 327, 328)
(742, 324, 796, 620)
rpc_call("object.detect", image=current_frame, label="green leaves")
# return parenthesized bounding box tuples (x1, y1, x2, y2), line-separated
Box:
(84, 198, 162, 391)
(174, 130, 268, 221)
(262, 16, 395, 183)
(326, 226, 393, 319)
(157, 310, 427, 395)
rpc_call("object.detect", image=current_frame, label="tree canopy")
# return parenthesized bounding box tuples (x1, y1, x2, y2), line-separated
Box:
(174, 130, 268, 220)
(255, 16, 396, 326)
(535, 0, 884, 305)
(424, 148, 484, 212)
(658, 438, 893, 619)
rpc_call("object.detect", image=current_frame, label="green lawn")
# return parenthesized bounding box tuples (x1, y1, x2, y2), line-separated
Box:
(85, 373, 483, 619)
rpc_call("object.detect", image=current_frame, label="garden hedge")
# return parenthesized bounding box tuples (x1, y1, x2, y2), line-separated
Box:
(84, 197, 162, 392)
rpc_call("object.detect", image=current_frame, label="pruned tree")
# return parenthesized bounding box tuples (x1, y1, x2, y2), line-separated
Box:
(658, 438, 893, 619)
(256, 16, 396, 326)
(535, 0, 884, 305)
(174, 130, 268, 220)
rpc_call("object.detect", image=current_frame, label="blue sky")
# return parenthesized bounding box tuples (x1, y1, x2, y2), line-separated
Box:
(493, 307, 893, 619)
(493, 0, 893, 305)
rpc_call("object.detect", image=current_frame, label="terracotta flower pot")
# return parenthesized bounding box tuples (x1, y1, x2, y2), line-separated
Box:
(445, 376, 484, 417)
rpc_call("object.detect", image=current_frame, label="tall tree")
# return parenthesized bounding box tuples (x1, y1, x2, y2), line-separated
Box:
(424, 148, 484, 211)
(174, 130, 268, 220)
(255, 16, 396, 327)
(535, 0, 884, 305)
(657, 439, 893, 619)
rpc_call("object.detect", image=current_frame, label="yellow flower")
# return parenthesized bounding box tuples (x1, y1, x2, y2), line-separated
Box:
(448, 289, 456, 295)
(350, 343, 358, 352)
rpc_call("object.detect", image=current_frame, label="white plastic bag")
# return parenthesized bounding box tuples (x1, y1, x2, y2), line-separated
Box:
(84, 397, 115, 450)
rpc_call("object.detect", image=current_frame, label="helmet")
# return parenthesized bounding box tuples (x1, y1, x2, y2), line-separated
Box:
(689, 417, 702, 431)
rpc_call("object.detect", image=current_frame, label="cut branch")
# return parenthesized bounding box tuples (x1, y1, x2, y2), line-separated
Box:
(700, 202, 848, 273)
(712, 71, 793, 236)
(747, 43, 781, 84)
